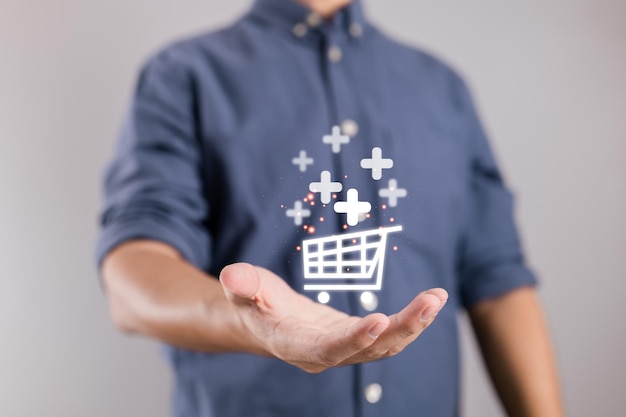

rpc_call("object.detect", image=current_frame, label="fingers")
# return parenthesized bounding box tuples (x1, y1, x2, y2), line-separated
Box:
(341, 288, 448, 365)
(388, 288, 448, 343)
(311, 313, 390, 369)
(311, 287, 446, 371)
(396, 288, 448, 334)
(219, 263, 261, 305)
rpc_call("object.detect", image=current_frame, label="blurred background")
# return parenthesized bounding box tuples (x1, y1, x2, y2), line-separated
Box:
(1, 0, 624, 416)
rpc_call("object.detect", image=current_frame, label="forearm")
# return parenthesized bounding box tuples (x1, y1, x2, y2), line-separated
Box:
(469, 287, 564, 417)
(101, 240, 266, 354)
(100, 241, 448, 373)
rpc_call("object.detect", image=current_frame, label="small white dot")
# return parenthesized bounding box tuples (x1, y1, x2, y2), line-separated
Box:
(360, 292, 373, 304)
(317, 292, 330, 304)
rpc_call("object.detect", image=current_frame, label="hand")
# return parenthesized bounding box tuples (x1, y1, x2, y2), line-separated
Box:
(219, 263, 448, 373)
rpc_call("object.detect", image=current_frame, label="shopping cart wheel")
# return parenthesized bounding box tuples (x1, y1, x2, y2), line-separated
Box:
(359, 291, 378, 311)
(317, 291, 330, 304)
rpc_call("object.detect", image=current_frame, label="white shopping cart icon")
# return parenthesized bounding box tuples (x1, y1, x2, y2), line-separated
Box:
(302, 225, 402, 292)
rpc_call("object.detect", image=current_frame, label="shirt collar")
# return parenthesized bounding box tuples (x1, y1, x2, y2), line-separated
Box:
(249, 0, 368, 39)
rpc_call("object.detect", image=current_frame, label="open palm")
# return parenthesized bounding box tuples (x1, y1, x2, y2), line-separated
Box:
(220, 263, 447, 373)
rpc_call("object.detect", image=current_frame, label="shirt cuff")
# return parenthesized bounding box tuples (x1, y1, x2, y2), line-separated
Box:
(95, 215, 208, 270)
(460, 263, 538, 309)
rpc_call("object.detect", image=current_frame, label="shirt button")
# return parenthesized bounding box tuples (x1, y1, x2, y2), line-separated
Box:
(292, 22, 308, 38)
(306, 12, 322, 28)
(341, 118, 359, 137)
(365, 383, 383, 404)
(349, 22, 363, 38)
(360, 291, 378, 311)
(328, 45, 342, 63)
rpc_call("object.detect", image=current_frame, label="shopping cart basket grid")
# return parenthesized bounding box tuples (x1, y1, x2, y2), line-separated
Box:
(303, 225, 402, 291)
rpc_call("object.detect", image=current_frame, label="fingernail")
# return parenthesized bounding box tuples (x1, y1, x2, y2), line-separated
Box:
(368, 322, 387, 339)
(420, 304, 442, 322)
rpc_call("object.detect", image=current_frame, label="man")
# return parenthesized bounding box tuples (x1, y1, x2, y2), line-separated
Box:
(98, 0, 564, 415)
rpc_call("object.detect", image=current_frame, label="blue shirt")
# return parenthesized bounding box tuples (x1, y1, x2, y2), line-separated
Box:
(97, 1, 536, 416)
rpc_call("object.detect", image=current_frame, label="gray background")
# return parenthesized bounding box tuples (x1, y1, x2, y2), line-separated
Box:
(1, 0, 624, 416)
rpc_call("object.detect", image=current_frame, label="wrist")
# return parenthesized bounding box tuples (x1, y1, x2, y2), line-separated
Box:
(198, 295, 271, 356)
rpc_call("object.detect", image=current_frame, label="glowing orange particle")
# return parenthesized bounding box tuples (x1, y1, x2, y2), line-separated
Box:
(332, 194, 338, 199)
(352, 239, 357, 244)
(307, 193, 314, 200)
(308, 226, 316, 234)
(381, 204, 387, 209)
(303, 225, 308, 230)
(296, 246, 301, 251)
(343, 224, 348, 230)
(393, 246, 398, 251)
(390, 217, 395, 223)
(366, 213, 371, 218)
(319, 217, 324, 222)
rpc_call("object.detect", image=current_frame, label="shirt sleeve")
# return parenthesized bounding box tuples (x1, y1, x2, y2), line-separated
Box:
(96, 49, 211, 270)
(454, 75, 537, 309)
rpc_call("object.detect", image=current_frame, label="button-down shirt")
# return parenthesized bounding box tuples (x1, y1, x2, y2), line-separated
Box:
(97, 0, 536, 416)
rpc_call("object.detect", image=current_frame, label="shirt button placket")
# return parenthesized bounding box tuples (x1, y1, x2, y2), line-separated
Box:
(319, 21, 382, 417)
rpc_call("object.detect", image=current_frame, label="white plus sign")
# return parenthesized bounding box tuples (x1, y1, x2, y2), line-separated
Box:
(286, 200, 311, 226)
(333, 188, 371, 226)
(360, 147, 393, 180)
(309, 170, 343, 204)
(379, 178, 407, 207)
(322, 125, 350, 154)
(292, 150, 314, 172)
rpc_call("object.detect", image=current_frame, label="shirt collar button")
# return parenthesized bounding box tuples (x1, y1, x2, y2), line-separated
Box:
(292, 22, 308, 38)
(306, 12, 322, 28)
(349, 22, 363, 38)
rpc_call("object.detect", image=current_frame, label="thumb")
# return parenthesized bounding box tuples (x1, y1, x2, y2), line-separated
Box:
(219, 263, 261, 305)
